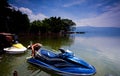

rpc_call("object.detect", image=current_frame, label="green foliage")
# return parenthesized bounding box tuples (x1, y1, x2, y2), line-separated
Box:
(30, 17, 76, 34)
(30, 20, 42, 33)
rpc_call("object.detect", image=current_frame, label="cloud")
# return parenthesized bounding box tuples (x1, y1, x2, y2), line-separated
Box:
(9, 4, 19, 10)
(19, 7, 32, 15)
(10, 5, 47, 22)
(76, 3, 120, 27)
(63, 0, 85, 7)
(30, 13, 47, 22)
(19, 7, 47, 22)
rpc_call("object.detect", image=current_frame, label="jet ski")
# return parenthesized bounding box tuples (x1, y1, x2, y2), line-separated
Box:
(4, 43, 27, 54)
(27, 48, 96, 76)
(0, 33, 27, 54)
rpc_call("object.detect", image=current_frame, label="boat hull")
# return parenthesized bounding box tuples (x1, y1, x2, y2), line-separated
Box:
(4, 47, 27, 54)
(4, 43, 27, 54)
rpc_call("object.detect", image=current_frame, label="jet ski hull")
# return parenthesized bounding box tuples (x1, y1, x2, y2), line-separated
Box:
(27, 49, 96, 76)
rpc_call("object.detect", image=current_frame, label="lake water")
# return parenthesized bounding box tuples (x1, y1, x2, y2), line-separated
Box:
(0, 30, 120, 76)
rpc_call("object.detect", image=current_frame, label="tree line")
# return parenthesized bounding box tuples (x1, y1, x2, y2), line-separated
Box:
(30, 17, 76, 34)
(0, 0, 76, 35)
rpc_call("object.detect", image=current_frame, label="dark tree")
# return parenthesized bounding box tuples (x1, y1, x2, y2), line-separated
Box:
(0, 0, 30, 34)
(0, 0, 11, 32)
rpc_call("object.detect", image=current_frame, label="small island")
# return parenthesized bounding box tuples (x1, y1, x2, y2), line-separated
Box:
(76, 31, 85, 34)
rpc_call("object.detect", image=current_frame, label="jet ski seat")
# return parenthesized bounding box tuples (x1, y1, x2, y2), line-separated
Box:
(40, 49, 58, 58)
(36, 49, 65, 63)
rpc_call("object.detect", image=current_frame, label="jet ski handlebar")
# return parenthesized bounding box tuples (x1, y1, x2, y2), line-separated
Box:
(58, 48, 74, 58)
(58, 48, 66, 53)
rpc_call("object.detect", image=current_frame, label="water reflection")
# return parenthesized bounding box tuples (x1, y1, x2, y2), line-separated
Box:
(0, 53, 27, 76)
(27, 63, 60, 76)
(19, 34, 74, 50)
(71, 35, 120, 76)
(0, 54, 12, 76)
(0, 32, 120, 76)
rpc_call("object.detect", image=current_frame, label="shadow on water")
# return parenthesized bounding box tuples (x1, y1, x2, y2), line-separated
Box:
(27, 63, 62, 76)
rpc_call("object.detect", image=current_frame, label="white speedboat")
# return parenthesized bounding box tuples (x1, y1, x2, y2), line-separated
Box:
(4, 43, 27, 54)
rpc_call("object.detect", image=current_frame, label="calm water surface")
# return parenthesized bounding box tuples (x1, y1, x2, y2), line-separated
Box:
(0, 33, 120, 76)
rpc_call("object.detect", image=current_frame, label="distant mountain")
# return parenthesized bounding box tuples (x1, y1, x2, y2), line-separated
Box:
(75, 26, 120, 32)
(74, 26, 120, 37)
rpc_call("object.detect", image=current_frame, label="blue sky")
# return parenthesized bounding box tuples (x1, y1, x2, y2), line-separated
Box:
(8, 0, 120, 27)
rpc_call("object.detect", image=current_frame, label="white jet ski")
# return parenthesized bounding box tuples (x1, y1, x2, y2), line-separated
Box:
(4, 43, 27, 54)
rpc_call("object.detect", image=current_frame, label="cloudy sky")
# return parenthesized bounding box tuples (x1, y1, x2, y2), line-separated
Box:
(8, 0, 120, 27)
